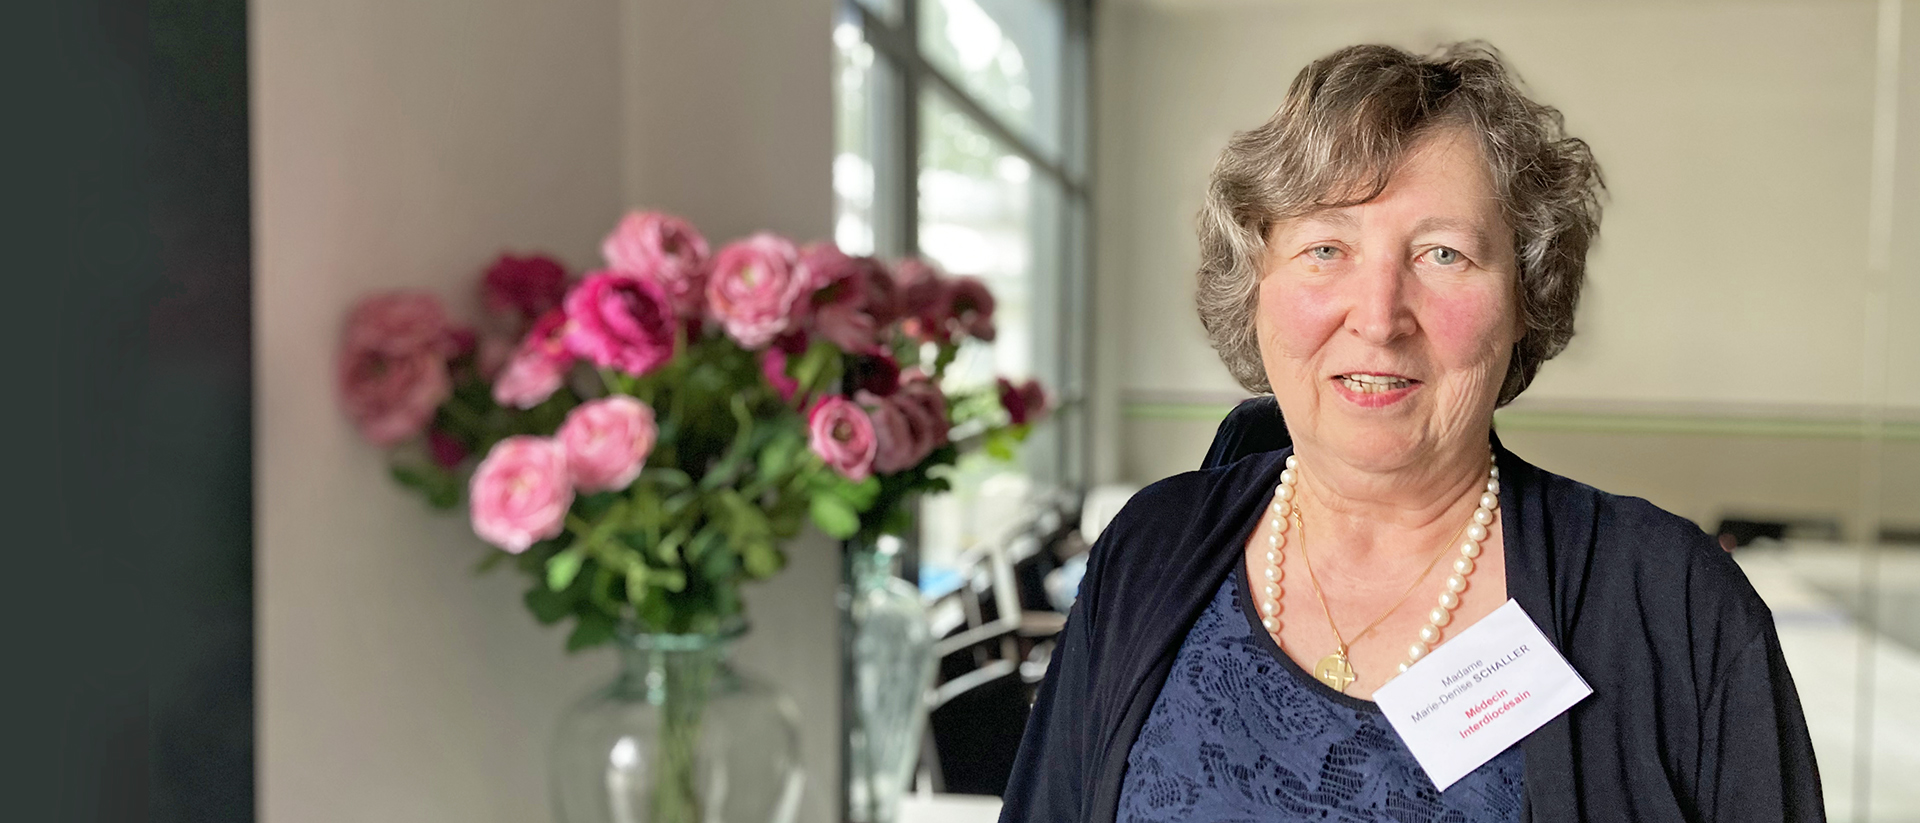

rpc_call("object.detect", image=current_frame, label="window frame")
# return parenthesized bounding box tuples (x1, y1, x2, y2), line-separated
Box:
(839, 0, 1093, 487)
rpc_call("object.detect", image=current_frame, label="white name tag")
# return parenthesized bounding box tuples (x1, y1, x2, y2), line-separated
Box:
(1371, 598, 1591, 791)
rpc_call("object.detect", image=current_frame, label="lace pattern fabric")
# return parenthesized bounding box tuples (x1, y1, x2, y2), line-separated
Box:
(1117, 565, 1524, 822)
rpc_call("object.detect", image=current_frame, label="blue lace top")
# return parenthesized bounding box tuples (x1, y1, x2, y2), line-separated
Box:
(1117, 564, 1525, 822)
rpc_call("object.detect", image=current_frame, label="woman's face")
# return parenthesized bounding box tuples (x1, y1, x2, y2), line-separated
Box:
(1256, 127, 1521, 475)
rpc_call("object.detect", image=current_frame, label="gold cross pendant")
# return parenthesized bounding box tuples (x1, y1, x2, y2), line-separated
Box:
(1314, 649, 1357, 693)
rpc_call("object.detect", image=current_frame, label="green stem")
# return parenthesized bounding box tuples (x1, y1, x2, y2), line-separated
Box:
(650, 649, 715, 823)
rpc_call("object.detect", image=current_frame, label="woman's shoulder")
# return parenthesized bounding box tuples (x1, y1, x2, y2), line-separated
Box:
(1521, 457, 1776, 640)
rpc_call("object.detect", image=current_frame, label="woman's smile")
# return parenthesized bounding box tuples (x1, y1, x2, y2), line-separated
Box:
(1330, 372, 1421, 407)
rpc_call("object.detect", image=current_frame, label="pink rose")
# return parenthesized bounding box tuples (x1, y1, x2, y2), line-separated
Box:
(557, 396, 657, 492)
(601, 211, 711, 319)
(807, 396, 878, 481)
(946, 277, 996, 342)
(494, 310, 575, 409)
(562, 271, 678, 376)
(707, 233, 807, 349)
(997, 377, 1049, 426)
(481, 254, 568, 323)
(343, 291, 455, 357)
(338, 292, 456, 446)
(860, 392, 920, 474)
(338, 347, 452, 446)
(468, 436, 574, 553)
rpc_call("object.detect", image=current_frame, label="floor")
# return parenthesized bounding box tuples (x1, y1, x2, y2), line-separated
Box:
(1736, 542, 1920, 822)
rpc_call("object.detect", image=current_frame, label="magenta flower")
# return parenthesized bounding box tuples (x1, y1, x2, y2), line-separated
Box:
(601, 211, 711, 319)
(428, 429, 470, 469)
(707, 233, 807, 349)
(997, 377, 1050, 426)
(493, 309, 575, 409)
(847, 353, 902, 397)
(891, 258, 945, 317)
(482, 254, 568, 324)
(557, 396, 657, 493)
(946, 277, 997, 342)
(468, 436, 574, 553)
(761, 348, 801, 404)
(562, 271, 678, 376)
(807, 396, 878, 482)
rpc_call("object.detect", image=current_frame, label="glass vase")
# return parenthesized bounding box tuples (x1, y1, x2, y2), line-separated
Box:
(846, 539, 937, 823)
(550, 624, 803, 823)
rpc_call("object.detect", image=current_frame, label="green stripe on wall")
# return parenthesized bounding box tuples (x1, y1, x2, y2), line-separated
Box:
(1121, 401, 1920, 441)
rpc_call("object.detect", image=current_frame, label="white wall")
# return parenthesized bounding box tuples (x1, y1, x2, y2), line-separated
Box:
(254, 0, 837, 821)
(1092, 0, 1919, 491)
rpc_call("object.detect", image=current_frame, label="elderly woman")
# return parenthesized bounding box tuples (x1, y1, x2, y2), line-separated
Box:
(1001, 43, 1822, 822)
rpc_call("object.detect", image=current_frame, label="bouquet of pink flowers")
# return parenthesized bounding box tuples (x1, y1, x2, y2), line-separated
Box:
(338, 211, 1048, 648)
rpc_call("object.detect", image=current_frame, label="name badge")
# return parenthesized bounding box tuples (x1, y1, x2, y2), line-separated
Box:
(1371, 598, 1591, 791)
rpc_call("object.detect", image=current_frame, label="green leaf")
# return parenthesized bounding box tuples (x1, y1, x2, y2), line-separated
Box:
(791, 340, 838, 391)
(390, 463, 462, 510)
(756, 430, 806, 486)
(699, 395, 758, 491)
(877, 505, 914, 538)
(565, 611, 617, 652)
(585, 565, 620, 614)
(985, 428, 1017, 461)
(656, 525, 691, 565)
(742, 541, 784, 579)
(524, 586, 571, 624)
(840, 475, 882, 510)
(687, 526, 726, 564)
(810, 494, 860, 539)
(650, 468, 694, 492)
(547, 548, 585, 591)
(627, 484, 664, 533)
(624, 561, 650, 605)
(699, 542, 741, 582)
(654, 568, 688, 593)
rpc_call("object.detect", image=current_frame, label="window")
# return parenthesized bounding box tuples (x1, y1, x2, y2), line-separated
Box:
(835, 0, 1091, 565)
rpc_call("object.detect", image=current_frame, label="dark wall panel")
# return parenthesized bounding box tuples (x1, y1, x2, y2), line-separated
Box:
(12, 0, 254, 819)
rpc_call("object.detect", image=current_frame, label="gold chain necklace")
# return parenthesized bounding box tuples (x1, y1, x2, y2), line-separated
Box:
(1255, 453, 1501, 693)
(1297, 511, 1464, 691)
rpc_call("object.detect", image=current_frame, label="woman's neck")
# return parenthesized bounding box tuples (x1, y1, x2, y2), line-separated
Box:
(1287, 442, 1492, 574)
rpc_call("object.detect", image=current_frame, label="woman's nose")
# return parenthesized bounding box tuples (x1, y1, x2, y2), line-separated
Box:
(1345, 255, 1417, 345)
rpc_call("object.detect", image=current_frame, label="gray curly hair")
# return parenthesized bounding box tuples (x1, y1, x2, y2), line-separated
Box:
(1196, 42, 1604, 406)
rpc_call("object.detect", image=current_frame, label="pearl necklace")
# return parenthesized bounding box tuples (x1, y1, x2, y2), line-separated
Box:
(1257, 452, 1501, 692)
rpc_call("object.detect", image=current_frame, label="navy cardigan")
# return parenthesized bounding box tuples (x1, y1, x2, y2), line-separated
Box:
(999, 442, 1823, 822)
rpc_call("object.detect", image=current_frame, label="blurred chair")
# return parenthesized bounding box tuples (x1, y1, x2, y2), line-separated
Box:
(917, 489, 1079, 796)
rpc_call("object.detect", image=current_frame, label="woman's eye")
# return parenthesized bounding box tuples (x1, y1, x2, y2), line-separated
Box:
(1428, 246, 1463, 266)
(1307, 245, 1339, 261)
